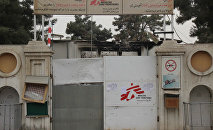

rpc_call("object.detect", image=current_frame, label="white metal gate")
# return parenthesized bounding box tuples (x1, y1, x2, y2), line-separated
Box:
(53, 59, 104, 130)
(104, 56, 157, 130)
(53, 57, 157, 130)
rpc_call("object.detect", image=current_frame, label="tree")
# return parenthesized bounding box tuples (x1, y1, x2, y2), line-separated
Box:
(0, 0, 33, 44)
(66, 15, 112, 41)
(113, 15, 168, 42)
(0, 0, 57, 44)
(175, 0, 213, 43)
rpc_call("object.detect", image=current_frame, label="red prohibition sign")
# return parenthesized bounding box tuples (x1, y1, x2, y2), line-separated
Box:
(165, 60, 177, 72)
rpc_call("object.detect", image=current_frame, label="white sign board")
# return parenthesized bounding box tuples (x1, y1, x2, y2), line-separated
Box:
(34, 0, 86, 14)
(34, 0, 173, 14)
(87, 0, 122, 14)
(104, 56, 157, 130)
(123, 0, 173, 14)
(162, 56, 181, 89)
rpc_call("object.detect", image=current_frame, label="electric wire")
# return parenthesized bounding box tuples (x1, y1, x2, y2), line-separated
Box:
(166, 15, 192, 44)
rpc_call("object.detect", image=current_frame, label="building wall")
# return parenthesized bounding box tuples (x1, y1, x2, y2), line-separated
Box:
(23, 41, 52, 130)
(156, 41, 213, 130)
(0, 41, 53, 130)
(2, 40, 212, 130)
(0, 45, 25, 103)
(52, 41, 152, 59)
(52, 42, 68, 59)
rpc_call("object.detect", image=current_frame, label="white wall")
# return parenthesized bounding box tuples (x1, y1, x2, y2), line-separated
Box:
(53, 58, 104, 85)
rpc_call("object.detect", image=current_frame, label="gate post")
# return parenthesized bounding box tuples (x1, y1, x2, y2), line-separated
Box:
(23, 41, 53, 130)
(155, 40, 213, 130)
(155, 40, 185, 130)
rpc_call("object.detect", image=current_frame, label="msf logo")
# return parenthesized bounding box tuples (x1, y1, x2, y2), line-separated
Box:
(121, 83, 144, 101)
(90, 0, 106, 5)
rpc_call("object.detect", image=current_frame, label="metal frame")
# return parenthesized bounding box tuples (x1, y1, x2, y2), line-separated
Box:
(22, 83, 48, 104)
(34, 15, 45, 42)
(183, 102, 213, 130)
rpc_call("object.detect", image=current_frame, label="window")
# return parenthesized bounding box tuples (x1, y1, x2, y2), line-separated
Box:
(27, 102, 48, 116)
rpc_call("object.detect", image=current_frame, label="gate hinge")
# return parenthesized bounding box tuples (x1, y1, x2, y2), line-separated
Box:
(50, 117, 53, 123)
(157, 116, 159, 122)
(50, 74, 53, 79)
(156, 75, 159, 78)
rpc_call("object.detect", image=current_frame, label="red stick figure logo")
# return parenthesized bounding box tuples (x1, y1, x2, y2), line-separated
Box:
(90, 0, 106, 5)
(121, 83, 144, 101)
(165, 60, 177, 72)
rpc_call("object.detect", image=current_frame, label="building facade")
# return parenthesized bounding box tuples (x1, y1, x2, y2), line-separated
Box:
(0, 40, 212, 130)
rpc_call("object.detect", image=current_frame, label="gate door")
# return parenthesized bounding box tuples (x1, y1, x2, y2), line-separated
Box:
(190, 85, 212, 130)
(53, 83, 103, 130)
(0, 86, 22, 130)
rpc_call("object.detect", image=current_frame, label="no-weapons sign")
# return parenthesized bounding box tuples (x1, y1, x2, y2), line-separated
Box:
(162, 56, 180, 89)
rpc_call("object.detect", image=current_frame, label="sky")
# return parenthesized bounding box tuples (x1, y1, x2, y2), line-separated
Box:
(52, 9, 197, 44)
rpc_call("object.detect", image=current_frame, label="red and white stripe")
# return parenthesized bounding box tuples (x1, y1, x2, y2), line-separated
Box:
(48, 20, 52, 47)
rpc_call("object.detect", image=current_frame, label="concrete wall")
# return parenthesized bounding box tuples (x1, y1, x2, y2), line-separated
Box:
(155, 41, 213, 130)
(23, 41, 53, 130)
(2, 40, 213, 130)
(0, 45, 25, 103)
(0, 41, 53, 130)
(52, 42, 68, 59)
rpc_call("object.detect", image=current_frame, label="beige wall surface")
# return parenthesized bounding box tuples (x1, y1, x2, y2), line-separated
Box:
(155, 41, 213, 130)
(0, 41, 53, 130)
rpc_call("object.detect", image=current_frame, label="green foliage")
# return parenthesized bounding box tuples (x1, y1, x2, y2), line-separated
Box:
(113, 15, 168, 42)
(0, 0, 33, 44)
(175, 0, 213, 43)
(0, 0, 57, 44)
(66, 15, 112, 41)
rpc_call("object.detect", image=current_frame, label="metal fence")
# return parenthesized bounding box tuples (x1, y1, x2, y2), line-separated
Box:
(183, 102, 213, 130)
(0, 104, 22, 130)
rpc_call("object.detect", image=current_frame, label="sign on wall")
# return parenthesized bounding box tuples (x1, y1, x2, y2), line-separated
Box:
(162, 56, 181, 89)
(34, 0, 173, 15)
(106, 81, 155, 106)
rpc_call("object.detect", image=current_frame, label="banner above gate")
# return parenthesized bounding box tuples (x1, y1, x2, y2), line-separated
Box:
(34, 0, 174, 15)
